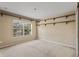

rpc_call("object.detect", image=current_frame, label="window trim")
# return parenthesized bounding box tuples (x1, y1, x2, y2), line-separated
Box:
(13, 19, 32, 37)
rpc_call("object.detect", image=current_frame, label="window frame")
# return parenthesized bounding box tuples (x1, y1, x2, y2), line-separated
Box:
(13, 19, 32, 37)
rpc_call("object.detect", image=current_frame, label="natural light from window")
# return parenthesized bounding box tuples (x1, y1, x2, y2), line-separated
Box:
(13, 20, 32, 37)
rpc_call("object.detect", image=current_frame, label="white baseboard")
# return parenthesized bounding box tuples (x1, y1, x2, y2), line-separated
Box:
(41, 39, 76, 49)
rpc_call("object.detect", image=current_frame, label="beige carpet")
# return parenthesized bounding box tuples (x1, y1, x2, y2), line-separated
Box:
(0, 40, 76, 57)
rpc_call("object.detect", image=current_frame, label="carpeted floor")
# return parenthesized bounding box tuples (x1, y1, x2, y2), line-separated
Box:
(0, 40, 76, 57)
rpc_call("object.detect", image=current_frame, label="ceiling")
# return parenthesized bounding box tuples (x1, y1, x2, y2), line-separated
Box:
(0, 2, 77, 20)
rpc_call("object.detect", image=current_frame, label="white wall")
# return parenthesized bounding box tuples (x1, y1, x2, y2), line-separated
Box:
(37, 15, 76, 56)
(0, 14, 37, 48)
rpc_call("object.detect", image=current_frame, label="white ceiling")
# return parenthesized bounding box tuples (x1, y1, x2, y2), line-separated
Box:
(0, 2, 77, 20)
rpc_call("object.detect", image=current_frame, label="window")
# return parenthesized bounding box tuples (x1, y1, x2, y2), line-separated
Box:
(13, 20, 31, 37)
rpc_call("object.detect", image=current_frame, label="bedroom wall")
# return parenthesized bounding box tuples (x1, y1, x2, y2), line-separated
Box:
(37, 15, 76, 46)
(37, 14, 76, 56)
(0, 14, 37, 48)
